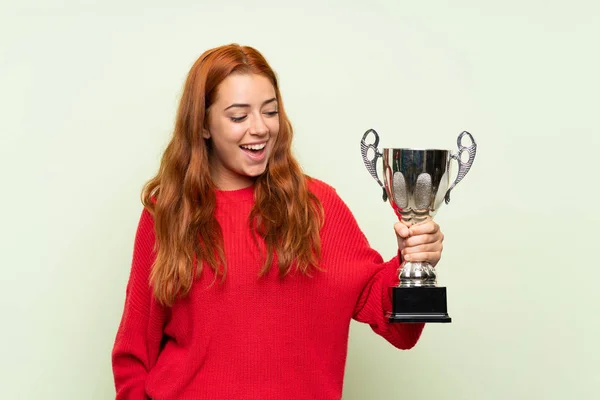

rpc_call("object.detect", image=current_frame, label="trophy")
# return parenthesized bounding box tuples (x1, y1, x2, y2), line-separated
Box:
(360, 128, 476, 323)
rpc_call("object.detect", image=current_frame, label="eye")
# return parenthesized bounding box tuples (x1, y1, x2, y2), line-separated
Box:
(264, 110, 279, 117)
(230, 115, 247, 123)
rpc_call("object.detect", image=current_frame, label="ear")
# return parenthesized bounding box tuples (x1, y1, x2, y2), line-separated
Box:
(202, 129, 211, 139)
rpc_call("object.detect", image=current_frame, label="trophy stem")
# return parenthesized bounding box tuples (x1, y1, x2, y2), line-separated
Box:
(398, 261, 437, 288)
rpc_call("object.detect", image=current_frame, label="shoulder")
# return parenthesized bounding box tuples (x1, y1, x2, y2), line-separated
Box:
(306, 177, 370, 248)
(306, 176, 342, 203)
(306, 175, 356, 218)
(133, 205, 157, 251)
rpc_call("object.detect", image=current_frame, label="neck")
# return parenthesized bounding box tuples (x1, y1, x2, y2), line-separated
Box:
(210, 169, 255, 191)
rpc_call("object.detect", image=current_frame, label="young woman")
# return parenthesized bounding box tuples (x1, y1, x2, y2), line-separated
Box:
(112, 43, 444, 400)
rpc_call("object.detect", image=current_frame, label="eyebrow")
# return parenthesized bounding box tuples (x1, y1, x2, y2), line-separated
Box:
(224, 97, 278, 111)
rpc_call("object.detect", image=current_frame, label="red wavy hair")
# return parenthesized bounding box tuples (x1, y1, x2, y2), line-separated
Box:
(141, 44, 324, 306)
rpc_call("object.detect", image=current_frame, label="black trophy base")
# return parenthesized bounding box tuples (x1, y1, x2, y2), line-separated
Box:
(387, 286, 452, 323)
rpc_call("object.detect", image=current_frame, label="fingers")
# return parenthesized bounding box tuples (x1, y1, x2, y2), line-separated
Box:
(404, 232, 444, 248)
(408, 220, 440, 236)
(394, 221, 411, 239)
(401, 241, 443, 265)
(401, 242, 443, 257)
(397, 220, 444, 266)
(399, 219, 412, 228)
(401, 251, 442, 263)
(396, 220, 440, 237)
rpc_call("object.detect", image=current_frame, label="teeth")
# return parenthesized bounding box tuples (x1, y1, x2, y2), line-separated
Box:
(241, 143, 266, 150)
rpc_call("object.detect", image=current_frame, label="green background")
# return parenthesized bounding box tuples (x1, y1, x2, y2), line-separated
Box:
(2, 0, 598, 398)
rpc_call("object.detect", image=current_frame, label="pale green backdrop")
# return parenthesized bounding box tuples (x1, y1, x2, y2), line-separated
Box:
(1, 0, 598, 399)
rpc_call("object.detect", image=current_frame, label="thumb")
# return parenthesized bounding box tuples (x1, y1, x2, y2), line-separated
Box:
(394, 221, 411, 250)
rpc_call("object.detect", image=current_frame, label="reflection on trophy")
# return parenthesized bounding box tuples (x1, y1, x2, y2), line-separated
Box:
(361, 128, 477, 323)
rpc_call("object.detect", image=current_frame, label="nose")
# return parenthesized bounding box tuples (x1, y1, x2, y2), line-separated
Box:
(248, 114, 269, 136)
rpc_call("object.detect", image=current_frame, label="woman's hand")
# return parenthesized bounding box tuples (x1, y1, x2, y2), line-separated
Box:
(394, 220, 444, 267)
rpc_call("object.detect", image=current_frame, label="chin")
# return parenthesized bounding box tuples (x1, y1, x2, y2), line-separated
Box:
(245, 166, 268, 178)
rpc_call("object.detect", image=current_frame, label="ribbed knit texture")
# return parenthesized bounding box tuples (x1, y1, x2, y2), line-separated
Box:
(112, 178, 425, 400)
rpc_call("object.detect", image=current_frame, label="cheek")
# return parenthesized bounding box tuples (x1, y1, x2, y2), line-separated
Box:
(228, 121, 248, 138)
(212, 120, 246, 145)
(268, 120, 280, 137)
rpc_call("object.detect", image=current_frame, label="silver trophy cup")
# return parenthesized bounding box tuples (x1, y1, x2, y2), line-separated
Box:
(361, 128, 476, 323)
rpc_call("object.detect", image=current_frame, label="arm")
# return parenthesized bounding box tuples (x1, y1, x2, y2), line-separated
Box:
(352, 217, 445, 348)
(352, 251, 425, 349)
(314, 180, 425, 349)
(112, 209, 165, 399)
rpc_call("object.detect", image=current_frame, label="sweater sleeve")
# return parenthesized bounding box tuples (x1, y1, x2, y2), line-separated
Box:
(315, 180, 425, 350)
(352, 252, 425, 349)
(111, 208, 165, 400)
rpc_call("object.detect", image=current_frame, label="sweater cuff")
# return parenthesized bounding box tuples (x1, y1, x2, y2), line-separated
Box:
(385, 254, 402, 288)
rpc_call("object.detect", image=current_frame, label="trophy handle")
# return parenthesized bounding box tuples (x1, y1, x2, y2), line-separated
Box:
(361, 129, 388, 201)
(444, 131, 476, 204)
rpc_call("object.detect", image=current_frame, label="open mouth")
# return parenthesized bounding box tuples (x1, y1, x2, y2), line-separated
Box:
(240, 142, 267, 157)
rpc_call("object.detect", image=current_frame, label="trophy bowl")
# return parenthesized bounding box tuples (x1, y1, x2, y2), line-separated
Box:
(361, 128, 476, 322)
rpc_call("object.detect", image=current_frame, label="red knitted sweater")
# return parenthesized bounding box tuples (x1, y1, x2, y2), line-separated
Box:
(111, 178, 424, 400)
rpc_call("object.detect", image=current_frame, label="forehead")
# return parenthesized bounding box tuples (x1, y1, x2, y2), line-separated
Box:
(214, 73, 276, 103)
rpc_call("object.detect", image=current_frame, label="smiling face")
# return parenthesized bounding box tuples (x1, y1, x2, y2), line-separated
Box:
(203, 73, 280, 190)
